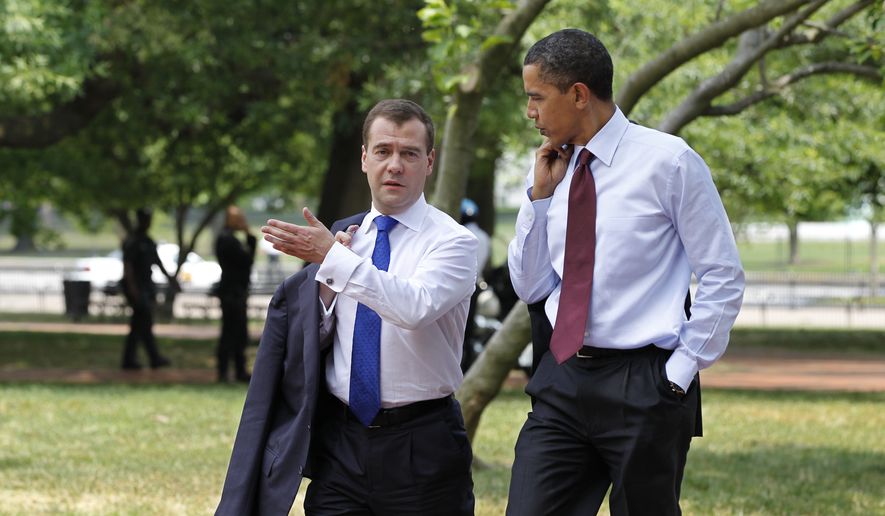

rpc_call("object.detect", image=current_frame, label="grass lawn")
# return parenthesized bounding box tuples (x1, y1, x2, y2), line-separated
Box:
(0, 332, 220, 370)
(0, 385, 882, 515)
(2, 328, 883, 371)
(1, 330, 883, 514)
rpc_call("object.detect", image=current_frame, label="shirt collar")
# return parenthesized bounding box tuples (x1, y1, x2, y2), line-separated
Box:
(580, 105, 629, 167)
(362, 194, 428, 234)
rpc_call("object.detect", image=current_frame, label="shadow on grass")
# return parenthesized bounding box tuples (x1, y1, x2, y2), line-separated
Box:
(0, 331, 220, 369)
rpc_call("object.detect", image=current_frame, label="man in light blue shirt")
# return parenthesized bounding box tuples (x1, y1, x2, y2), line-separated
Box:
(506, 29, 744, 515)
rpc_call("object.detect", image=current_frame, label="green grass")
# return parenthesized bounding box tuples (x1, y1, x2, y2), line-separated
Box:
(0, 385, 882, 515)
(729, 328, 885, 355)
(2, 328, 881, 373)
(0, 328, 883, 514)
(0, 332, 220, 370)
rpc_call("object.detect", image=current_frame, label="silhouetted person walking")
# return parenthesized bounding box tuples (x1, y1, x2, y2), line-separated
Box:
(214, 206, 256, 383)
(121, 209, 171, 370)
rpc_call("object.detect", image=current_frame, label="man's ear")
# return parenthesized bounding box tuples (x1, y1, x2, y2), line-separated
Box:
(426, 148, 435, 176)
(573, 82, 592, 109)
(361, 145, 368, 173)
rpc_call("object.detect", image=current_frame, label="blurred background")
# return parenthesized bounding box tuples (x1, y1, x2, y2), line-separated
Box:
(1, 1, 883, 514)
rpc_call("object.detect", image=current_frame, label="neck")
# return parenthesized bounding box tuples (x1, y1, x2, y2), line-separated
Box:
(575, 101, 616, 145)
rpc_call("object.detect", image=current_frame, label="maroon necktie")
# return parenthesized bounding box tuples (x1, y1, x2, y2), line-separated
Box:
(550, 148, 596, 364)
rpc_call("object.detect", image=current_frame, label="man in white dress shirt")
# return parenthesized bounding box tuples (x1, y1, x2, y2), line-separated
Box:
(505, 30, 745, 515)
(260, 99, 478, 514)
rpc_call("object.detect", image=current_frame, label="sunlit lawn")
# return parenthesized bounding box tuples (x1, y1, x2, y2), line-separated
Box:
(0, 384, 882, 515)
(1, 326, 884, 514)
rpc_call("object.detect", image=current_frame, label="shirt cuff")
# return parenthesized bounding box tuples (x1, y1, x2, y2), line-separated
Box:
(315, 241, 364, 293)
(516, 188, 552, 232)
(665, 347, 698, 393)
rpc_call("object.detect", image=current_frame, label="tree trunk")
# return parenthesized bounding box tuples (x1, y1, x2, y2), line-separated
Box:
(870, 219, 879, 298)
(433, 92, 485, 217)
(8, 204, 39, 253)
(788, 220, 800, 265)
(432, 0, 553, 219)
(426, 0, 552, 439)
(317, 84, 372, 227)
(456, 301, 531, 442)
(11, 234, 36, 253)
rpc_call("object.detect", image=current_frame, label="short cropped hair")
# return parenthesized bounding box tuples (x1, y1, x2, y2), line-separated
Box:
(362, 99, 435, 154)
(524, 29, 613, 101)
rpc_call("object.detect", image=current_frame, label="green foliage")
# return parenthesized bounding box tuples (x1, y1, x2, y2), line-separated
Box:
(418, 0, 518, 93)
(0, 0, 428, 255)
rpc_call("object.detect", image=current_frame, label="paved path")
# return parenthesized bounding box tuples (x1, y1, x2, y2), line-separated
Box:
(1, 322, 884, 392)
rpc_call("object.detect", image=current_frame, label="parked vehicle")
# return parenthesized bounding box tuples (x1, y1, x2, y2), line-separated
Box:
(65, 243, 222, 293)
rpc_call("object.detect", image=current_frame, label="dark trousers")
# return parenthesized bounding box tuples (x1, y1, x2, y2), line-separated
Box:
(217, 294, 248, 379)
(506, 346, 700, 516)
(122, 293, 163, 366)
(304, 396, 475, 515)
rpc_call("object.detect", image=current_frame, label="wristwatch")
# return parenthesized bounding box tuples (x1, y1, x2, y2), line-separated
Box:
(668, 380, 686, 397)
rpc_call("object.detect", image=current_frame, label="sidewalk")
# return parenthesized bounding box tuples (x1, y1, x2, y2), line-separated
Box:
(1, 321, 884, 392)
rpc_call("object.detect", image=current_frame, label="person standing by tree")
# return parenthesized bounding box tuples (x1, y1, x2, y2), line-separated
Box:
(121, 208, 171, 370)
(214, 205, 257, 383)
(506, 29, 744, 515)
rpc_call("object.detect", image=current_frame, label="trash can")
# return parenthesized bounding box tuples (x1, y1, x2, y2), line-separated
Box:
(62, 280, 91, 321)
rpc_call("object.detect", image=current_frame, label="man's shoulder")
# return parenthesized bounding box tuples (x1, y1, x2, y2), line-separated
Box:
(425, 205, 478, 242)
(622, 122, 692, 157)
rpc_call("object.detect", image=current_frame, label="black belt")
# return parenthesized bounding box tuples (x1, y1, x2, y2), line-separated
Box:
(575, 344, 658, 359)
(327, 394, 452, 428)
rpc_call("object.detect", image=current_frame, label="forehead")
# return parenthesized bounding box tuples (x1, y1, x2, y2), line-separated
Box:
(366, 117, 428, 149)
(523, 64, 553, 91)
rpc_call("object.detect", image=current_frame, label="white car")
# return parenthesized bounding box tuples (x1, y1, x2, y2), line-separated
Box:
(66, 243, 222, 293)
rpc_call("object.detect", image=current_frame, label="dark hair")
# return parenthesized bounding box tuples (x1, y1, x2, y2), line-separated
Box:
(362, 99, 435, 153)
(135, 208, 153, 232)
(524, 29, 613, 101)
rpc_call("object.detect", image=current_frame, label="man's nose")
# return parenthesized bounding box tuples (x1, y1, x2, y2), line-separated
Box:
(386, 153, 403, 173)
(526, 101, 536, 119)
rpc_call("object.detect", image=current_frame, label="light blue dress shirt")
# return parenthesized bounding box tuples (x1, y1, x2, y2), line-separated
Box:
(508, 107, 745, 391)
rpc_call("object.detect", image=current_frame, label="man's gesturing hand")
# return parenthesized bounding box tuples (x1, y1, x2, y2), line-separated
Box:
(262, 207, 336, 264)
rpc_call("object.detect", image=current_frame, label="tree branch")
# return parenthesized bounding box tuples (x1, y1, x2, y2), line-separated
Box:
(0, 75, 121, 149)
(657, 0, 831, 134)
(617, 0, 815, 115)
(785, 0, 875, 45)
(705, 62, 883, 116)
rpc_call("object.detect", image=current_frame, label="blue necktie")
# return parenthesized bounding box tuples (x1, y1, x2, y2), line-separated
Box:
(349, 215, 398, 426)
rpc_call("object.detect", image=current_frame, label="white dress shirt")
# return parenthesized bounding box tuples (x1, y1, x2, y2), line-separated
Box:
(508, 107, 745, 391)
(317, 195, 478, 407)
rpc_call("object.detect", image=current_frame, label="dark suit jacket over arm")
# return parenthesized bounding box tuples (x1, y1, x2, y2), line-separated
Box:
(216, 214, 365, 516)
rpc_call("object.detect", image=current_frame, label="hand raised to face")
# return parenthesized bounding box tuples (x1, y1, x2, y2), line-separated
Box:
(531, 139, 574, 200)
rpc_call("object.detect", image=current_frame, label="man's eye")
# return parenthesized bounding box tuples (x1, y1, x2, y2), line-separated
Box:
(376, 149, 389, 157)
